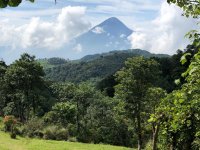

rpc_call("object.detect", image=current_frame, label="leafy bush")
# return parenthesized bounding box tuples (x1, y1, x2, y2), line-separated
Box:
(43, 126, 57, 140)
(68, 137, 77, 142)
(44, 102, 76, 126)
(23, 118, 45, 138)
(55, 128, 69, 141)
(14, 125, 25, 136)
(67, 123, 77, 137)
(144, 140, 152, 150)
(0, 117, 3, 130)
(3, 116, 17, 132)
(10, 132, 16, 139)
(43, 125, 68, 141)
(192, 138, 200, 150)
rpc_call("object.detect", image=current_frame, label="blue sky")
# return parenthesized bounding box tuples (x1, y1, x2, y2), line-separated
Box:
(1, 0, 162, 27)
(0, 0, 198, 63)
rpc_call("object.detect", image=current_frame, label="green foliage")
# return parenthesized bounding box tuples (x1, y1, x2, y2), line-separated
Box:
(10, 131, 16, 139)
(96, 75, 117, 97)
(167, 0, 200, 90)
(115, 57, 161, 115)
(0, 60, 7, 115)
(167, 0, 200, 18)
(192, 138, 200, 150)
(1, 49, 199, 148)
(0, 0, 22, 8)
(37, 58, 68, 69)
(150, 43, 200, 149)
(44, 49, 169, 83)
(3, 115, 17, 132)
(47, 57, 68, 65)
(115, 57, 161, 149)
(0, 0, 37, 8)
(50, 82, 77, 102)
(43, 125, 68, 141)
(2, 53, 54, 121)
(23, 117, 45, 138)
(44, 102, 76, 126)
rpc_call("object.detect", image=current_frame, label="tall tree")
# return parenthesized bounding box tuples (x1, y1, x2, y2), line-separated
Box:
(115, 57, 160, 150)
(0, 60, 7, 115)
(4, 53, 46, 121)
(72, 82, 95, 141)
(151, 58, 200, 149)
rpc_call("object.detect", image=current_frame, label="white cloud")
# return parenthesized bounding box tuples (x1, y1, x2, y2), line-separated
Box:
(0, 6, 91, 50)
(0, 9, 60, 19)
(128, 2, 198, 54)
(92, 26, 105, 34)
(70, 0, 161, 12)
(120, 34, 126, 38)
(73, 43, 83, 53)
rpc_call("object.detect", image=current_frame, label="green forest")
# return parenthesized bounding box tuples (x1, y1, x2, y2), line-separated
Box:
(0, 0, 200, 150)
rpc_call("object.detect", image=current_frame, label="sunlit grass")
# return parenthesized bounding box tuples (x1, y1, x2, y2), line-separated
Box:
(0, 131, 132, 150)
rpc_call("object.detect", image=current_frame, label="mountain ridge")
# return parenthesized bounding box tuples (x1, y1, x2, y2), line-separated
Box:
(39, 49, 170, 83)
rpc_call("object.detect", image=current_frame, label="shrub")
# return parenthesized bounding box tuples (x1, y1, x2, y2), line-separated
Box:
(3, 116, 17, 132)
(23, 117, 45, 138)
(44, 102, 76, 126)
(67, 123, 76, 137)
(192, 138, 200, 150)
(0, 117, 3, 130)
(55, 128, 68, 141)
(14, 125, 25, 136)
(144, 140, 152, 150)
(43, 125, 57, 140)
(10, 132, 16, 139)
(43, 125, 68, 141)
(68, 137, 77, 142)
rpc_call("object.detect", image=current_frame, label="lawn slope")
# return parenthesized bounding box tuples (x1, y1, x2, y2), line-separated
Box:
(0, 131, 131, 150)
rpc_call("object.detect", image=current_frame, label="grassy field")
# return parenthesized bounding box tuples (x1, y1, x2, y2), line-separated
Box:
(0, 131, 132, 150)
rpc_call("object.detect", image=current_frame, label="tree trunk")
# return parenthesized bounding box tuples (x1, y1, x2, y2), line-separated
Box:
(76, 101, 80, 134)
(170, 132, 177, 150)
(152, 123, 160, 150)
(183, 114, 195, 150)
(137, 103, 142, 150)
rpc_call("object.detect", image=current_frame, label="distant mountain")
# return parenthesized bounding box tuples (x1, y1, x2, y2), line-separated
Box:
(40, 49, 170, 83)
(74, 17, 133, 55)
(80, 49, 169, 62)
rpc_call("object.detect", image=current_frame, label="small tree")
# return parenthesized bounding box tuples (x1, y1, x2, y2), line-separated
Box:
(146, 87, 166, 150)
(45, 102, 76, 126)
(115, 57, 160, 150)
(3, 115, 17, 139)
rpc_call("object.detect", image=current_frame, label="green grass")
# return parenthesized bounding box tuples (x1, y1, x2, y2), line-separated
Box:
(0, 131, 132, 150)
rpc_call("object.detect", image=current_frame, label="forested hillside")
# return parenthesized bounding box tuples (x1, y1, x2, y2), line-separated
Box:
(41, 49, 169, 83)
(0, 42, 198, 150)
(0, 44, 199, 150)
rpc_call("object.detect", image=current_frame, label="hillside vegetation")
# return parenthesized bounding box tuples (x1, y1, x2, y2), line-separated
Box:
(0, 44, 198, 150)
(41, 49, 169, 82)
